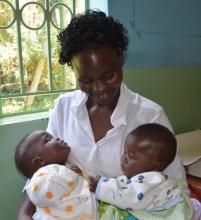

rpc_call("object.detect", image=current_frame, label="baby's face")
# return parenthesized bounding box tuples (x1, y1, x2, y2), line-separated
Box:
(28, 131, 71, 165)
(121, 134, 154, 178)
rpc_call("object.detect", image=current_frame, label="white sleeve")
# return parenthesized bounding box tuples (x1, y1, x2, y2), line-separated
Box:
(95, 172, 166, 211)
(26, 164, 79, 208)
(154, 108, 173, 132)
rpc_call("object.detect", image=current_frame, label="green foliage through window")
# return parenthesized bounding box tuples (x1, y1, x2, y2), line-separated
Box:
(0, 0, 86, 117)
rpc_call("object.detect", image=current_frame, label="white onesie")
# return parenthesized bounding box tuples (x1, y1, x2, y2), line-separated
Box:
(25, 164, 97, 220)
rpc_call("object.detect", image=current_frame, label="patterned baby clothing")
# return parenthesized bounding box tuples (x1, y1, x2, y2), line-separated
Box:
(96, 171, 193, 220)
(25, 164, 97, 220)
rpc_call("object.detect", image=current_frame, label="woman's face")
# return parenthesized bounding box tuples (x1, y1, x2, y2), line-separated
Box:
(71, 46, 124, 106)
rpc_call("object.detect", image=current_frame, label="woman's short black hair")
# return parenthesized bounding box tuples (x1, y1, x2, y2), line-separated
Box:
(57, 9, 128, 67)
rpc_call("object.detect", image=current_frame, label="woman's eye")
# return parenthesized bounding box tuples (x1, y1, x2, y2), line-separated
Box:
(78, 78, 92, 84)
(104, 73, 114, 79)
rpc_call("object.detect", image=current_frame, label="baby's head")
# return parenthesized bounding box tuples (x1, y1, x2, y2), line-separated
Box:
(15, 130, 70, 178)
(121, 123, 176, 178)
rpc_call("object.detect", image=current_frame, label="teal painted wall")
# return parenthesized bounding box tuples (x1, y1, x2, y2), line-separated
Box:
(108, 0, 201, 68)
(89, 0, 108, 14)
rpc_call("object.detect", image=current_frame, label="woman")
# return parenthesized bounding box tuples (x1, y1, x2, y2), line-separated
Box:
(17, 10, 186, 220)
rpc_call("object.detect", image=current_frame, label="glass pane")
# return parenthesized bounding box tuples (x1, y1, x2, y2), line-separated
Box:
(75, 0, 86, 14)
(51, 3, 72, 29)
(1, 0, 85, 117)
(50, 26, 76, 90)
(21, 2, 45, 29)
(0, 24, 21, 95)
(2, 93, 60, 115)
(21, 26, 49, 93)
(0, 1, 15, 28)
(54, 0, 73, 14)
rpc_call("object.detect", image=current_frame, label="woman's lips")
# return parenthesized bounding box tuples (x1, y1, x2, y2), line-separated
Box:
(96, 92, 109, 100)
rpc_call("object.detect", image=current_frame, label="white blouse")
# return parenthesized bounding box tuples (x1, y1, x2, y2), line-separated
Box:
(47, 83, 186, 180)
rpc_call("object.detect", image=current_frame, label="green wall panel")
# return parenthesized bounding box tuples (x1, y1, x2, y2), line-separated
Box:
(124, 66, 201, 134)
(0, 119, 48, 220)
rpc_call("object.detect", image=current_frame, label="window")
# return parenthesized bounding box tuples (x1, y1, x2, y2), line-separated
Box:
(0, 0, 86, 117)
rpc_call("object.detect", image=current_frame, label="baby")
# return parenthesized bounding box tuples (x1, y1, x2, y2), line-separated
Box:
(89, 123, 193, 220)
(15, 130, 97, 220)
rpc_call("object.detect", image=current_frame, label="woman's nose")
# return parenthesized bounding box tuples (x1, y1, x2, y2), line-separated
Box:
(93, 80, 105, 92)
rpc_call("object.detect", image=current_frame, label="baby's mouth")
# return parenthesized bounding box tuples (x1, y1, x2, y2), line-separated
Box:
(121, 165, 125, 172)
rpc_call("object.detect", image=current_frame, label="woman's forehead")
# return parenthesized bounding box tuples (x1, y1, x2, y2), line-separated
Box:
(72, 47, 122, 77)
(73, 46, 119, 65)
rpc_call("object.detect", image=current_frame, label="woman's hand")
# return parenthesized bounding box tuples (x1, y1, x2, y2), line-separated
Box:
(16, 192, 35, 220)
(89, 175, 101, 192)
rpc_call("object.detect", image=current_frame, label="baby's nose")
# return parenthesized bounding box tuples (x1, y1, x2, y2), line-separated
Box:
(122, 155, 128, 163)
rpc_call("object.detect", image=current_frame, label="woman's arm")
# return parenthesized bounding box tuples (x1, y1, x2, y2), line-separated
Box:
(16, 192, 35, 220)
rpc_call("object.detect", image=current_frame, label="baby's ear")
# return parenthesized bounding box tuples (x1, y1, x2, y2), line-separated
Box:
(152, 161, 162, 171)
(32, 157, 46, 170)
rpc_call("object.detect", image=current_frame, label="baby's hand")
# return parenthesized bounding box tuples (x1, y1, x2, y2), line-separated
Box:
(89, 175, 101, 192)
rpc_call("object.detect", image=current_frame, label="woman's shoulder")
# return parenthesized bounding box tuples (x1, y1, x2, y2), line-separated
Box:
(124, 86, 173, 132)
(127, 89, 163, 112)
(57, 90, 81, 101)
(54, 90, 84, 107)
(120, 83, 163, 118)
